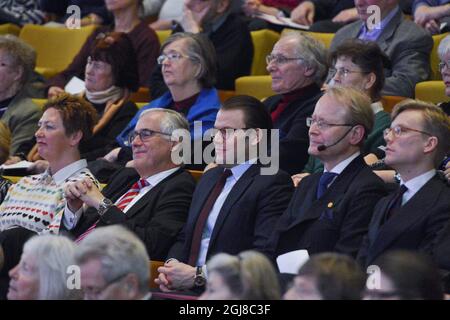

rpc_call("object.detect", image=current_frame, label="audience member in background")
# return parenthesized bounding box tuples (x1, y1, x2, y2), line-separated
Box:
(0, 0, 46, 25)
(149, 0, 253, 97)
(357, 100, 450, 268)
(39, 0, 112, 27)
(28, 32, 139, 164)
(267, 87, 387, 262)
(0, 35, 41, 164)
(95, 32, 220, 180)
(155, 96, 294, 295)
(291, 0, 356, 33)
(330, 0, 433, 98)
(242, 0, 303, 32)
(6, 235, 80, 300)
(149, 0, 184, 30)
(141, 0, 165, 19)
(200, 250, 281, 300)
(64, 109, 196, 261)
(47, 0, 159, 94)
(437, 34, 450, 116)
(0, 94, 99, 299)
(293, 39, 391, 183)
(264, 32, 327, 175)
(284, 253, 366, 300)
(0, 122, 12, 204)
(75, 225, 151, 300)
(363, 250, 444, 300)
(413, 0, 450, 34)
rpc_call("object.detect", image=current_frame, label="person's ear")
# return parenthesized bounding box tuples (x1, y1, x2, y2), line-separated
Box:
(349, 125, 365, 146)
(363, 72, 376, 91)
(423, 136, 438, 155)
(69, 130, 83, 147)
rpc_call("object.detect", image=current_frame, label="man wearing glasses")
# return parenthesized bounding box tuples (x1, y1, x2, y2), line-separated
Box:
(63, 108, 196, 262)
(357, 99, 450, 268)
(266, 86, 387, 263)
(264, 32, 328, 175)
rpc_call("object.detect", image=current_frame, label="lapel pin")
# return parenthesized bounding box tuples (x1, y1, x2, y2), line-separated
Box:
(327, 202, 333, 208)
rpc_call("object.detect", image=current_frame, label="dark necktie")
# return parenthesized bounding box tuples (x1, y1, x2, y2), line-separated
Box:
(271, 100, 289, 123)
(187, 169, 232, 266)
(316, 172, 338, 199)
(384, 184, 408, 222)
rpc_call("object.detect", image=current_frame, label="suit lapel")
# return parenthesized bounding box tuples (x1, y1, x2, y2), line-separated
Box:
(376, 10, 402, 52)
(368, 175, 442, 261)
(208, 164, 259, 249)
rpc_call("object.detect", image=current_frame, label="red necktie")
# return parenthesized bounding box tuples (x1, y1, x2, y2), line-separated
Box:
(187, 169, 232, 266)
(75, 179, 149, 243)
(271, 100, 289, 123)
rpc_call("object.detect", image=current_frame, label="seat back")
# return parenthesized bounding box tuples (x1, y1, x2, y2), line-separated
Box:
(149, 260, 164, 289)
(19, 24, 97, 78)
(0, 23, 20, 36)
(156, 30, 171, 45)
(415, 81, 447, 104)
(250, 29, 280, 76)
(235, 75, 274, 100)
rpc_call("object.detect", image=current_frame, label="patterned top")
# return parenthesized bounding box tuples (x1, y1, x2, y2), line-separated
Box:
(0, 177, 12, 204)
(0, 160, 98, 235)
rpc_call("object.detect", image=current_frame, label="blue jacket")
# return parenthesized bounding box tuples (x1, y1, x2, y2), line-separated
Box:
(116, 88, 221, 147)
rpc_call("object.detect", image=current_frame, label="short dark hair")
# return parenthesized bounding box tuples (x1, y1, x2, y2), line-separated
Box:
(374, 250, 443, 300)
(43, 93, 98, 144)
(161, 32, 217, 88)
(298, 253, 366, 300)
(330, 39, 391, 101)
(221, 95, 273, 130)
(90, 32, 139, 92)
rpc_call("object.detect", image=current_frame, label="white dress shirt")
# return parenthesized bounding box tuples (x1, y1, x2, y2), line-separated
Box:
(322, 152, 361, 188)
(400, 169, 436, 205)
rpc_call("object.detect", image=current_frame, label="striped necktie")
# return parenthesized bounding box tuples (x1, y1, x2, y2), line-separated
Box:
(75, 179, 149, 243)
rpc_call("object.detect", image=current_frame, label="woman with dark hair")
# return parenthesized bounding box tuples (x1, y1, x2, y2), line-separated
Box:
(364, 250, 444, 300)
(46, 0, 159, 96)
(0, 94, 99, 299)
(29, 32, 139, 163)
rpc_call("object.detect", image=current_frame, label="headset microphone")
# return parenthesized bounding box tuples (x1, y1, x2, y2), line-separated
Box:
(316, 127, 354, 152)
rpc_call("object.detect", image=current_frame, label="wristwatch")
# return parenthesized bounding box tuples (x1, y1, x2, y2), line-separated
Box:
(97, 198, 113, 216)
(194, 266, 206, 287)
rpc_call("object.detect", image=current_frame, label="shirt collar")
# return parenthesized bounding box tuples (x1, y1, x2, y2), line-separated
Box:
(400, 169, 436, 194)
(144, 167, 180, 187)
(325, 152, 360, 174)
(228, 158, 257, 181)
(371, 101, 384, 114)
(44, 159, 88, 185)
(366, 5, 399, 31)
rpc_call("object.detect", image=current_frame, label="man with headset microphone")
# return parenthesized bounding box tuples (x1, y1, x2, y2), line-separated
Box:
(266, 86, 387, 265)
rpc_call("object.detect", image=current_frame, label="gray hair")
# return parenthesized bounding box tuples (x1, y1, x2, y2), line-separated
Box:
(22, 235, 79, 300)
(438, 34, 450, 60)
(206, 250, 281, 300)
(280, 31, 328, 85)
(75, 225, 150, 293)
(139, 108, 190, 137)
(0, 35, 36, 88)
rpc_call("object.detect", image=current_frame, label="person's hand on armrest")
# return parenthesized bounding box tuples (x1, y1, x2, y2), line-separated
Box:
(155, 260, 197, 291)
(291, 172, 310, 187)
(291, 1, 315, 26)
(48, 86, 65, 99)
(332, 8, 358, 23)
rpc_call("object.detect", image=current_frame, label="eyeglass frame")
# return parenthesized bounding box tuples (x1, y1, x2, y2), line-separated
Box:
(83, 273, 129, 299)
(306, 117, 354, 130)
(127, 128, 171, 146)
(266, 54, 305, 65)
(157, 52, 193, 65)
(328, 67, 370, 78)
(383, 125, 433, 139)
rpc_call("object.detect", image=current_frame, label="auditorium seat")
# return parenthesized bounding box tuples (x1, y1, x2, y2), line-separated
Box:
(235, 75, 274, 100)
(130, 87, 151, 102)
(149, 260, 164, 289)
(250, 29, 280, 76)
(31, 98, 47, 109)
(19, 24, 97, 78)
(0, 23, 20, 36)
(430, 33, 450, 80)
(281, 29, 335, 48)
(381, 95, 408, 113)
(156, 30, 171, 45)
(415, 81, 447, 104)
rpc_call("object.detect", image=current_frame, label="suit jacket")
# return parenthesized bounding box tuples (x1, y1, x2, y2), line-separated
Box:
(68, 167, 196, 260)
(331, 8, 433, 98)
(264, 84, 323, 175)
(267, 156, 387, 260)
(358, 174, 450, 267)
(168, 164, 294, 264)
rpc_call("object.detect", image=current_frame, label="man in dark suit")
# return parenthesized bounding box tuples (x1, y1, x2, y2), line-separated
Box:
(63, 108, 196, 261)
(358, 100, 450, 267)
(267, 86, 387, 262)
(264, 32, 327, 175)
(330, 0, 433, 98)
(155, 95, 294, 293)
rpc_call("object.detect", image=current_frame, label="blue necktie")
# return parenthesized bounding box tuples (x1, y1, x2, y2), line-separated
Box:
(317, 172, 338, 199)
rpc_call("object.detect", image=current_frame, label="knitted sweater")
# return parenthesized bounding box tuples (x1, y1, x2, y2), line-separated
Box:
(0, 160, 98, 235)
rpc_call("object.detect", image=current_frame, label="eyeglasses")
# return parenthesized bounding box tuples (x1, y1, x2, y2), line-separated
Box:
(157, 52, 191, 65)
(328, 67, 368, 78)
(266, 54, 304, 65)
(214, 127, 251, 138)
(86, 56, 110, 71)
(439, 61, 450, 72)
(127, 128, 171, 145)
(383, 125, 432, 139)
(306, 117, 354, 130)
(83, 273, 128, 300)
